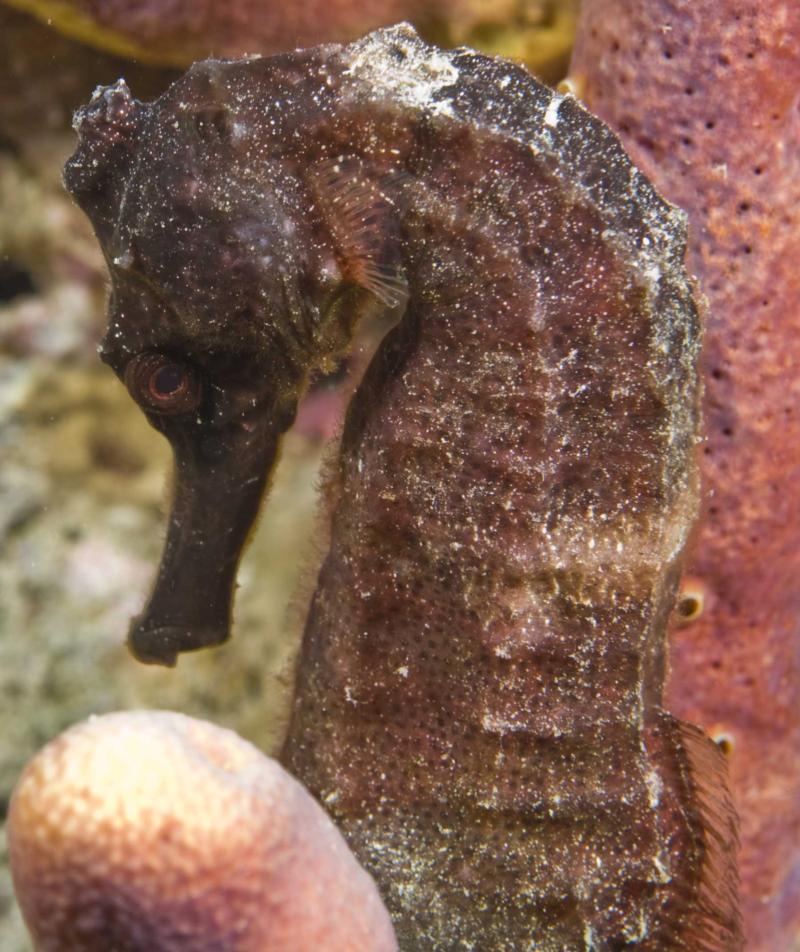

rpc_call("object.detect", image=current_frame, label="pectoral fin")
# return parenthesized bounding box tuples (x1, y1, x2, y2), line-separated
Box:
(309, 157, 408, 309)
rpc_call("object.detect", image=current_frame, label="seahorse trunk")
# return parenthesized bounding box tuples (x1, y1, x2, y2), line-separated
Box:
(283, 32, 739, 948)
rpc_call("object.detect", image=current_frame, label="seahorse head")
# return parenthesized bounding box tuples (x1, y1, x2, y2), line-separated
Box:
(64, 61, 352, 665)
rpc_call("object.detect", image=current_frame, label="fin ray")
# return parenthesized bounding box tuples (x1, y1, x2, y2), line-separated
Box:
(309, 157, 408, 309)
(653, 714, 743, 951)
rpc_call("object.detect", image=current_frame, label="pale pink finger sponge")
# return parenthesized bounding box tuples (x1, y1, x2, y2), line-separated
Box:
(8, 710, 397, 952)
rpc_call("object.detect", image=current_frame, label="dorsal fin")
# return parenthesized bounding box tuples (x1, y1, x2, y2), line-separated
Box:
(656, 715, 743, 950)
(677, 719, 742, 949)
(309, 157, 408, 309)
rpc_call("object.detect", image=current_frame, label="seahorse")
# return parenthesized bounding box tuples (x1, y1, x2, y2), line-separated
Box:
(64, 24, 741, 949)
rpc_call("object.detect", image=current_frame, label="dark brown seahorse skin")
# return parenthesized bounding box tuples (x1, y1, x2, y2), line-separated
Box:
(64, 25, 741, 949)
(569, 3, 800, 948)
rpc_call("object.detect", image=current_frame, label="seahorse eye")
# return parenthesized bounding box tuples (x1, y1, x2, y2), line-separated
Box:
(124, 353, 202, 415)
(150, 363, 185, 397)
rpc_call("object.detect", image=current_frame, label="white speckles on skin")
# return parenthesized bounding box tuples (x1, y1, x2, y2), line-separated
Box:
(544, 94, 563, 128)
(344, 25, 459, 119)
(230, 120, 248, 144)
(480, 711, 528, 734)
(344, 684, 359, 705)
(645, 768, 663, 808)
(623, 909, 651, 943)
(652, 850, 672, 884)
(112, 250, 133, 269)
(644, 262, 661, 285)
